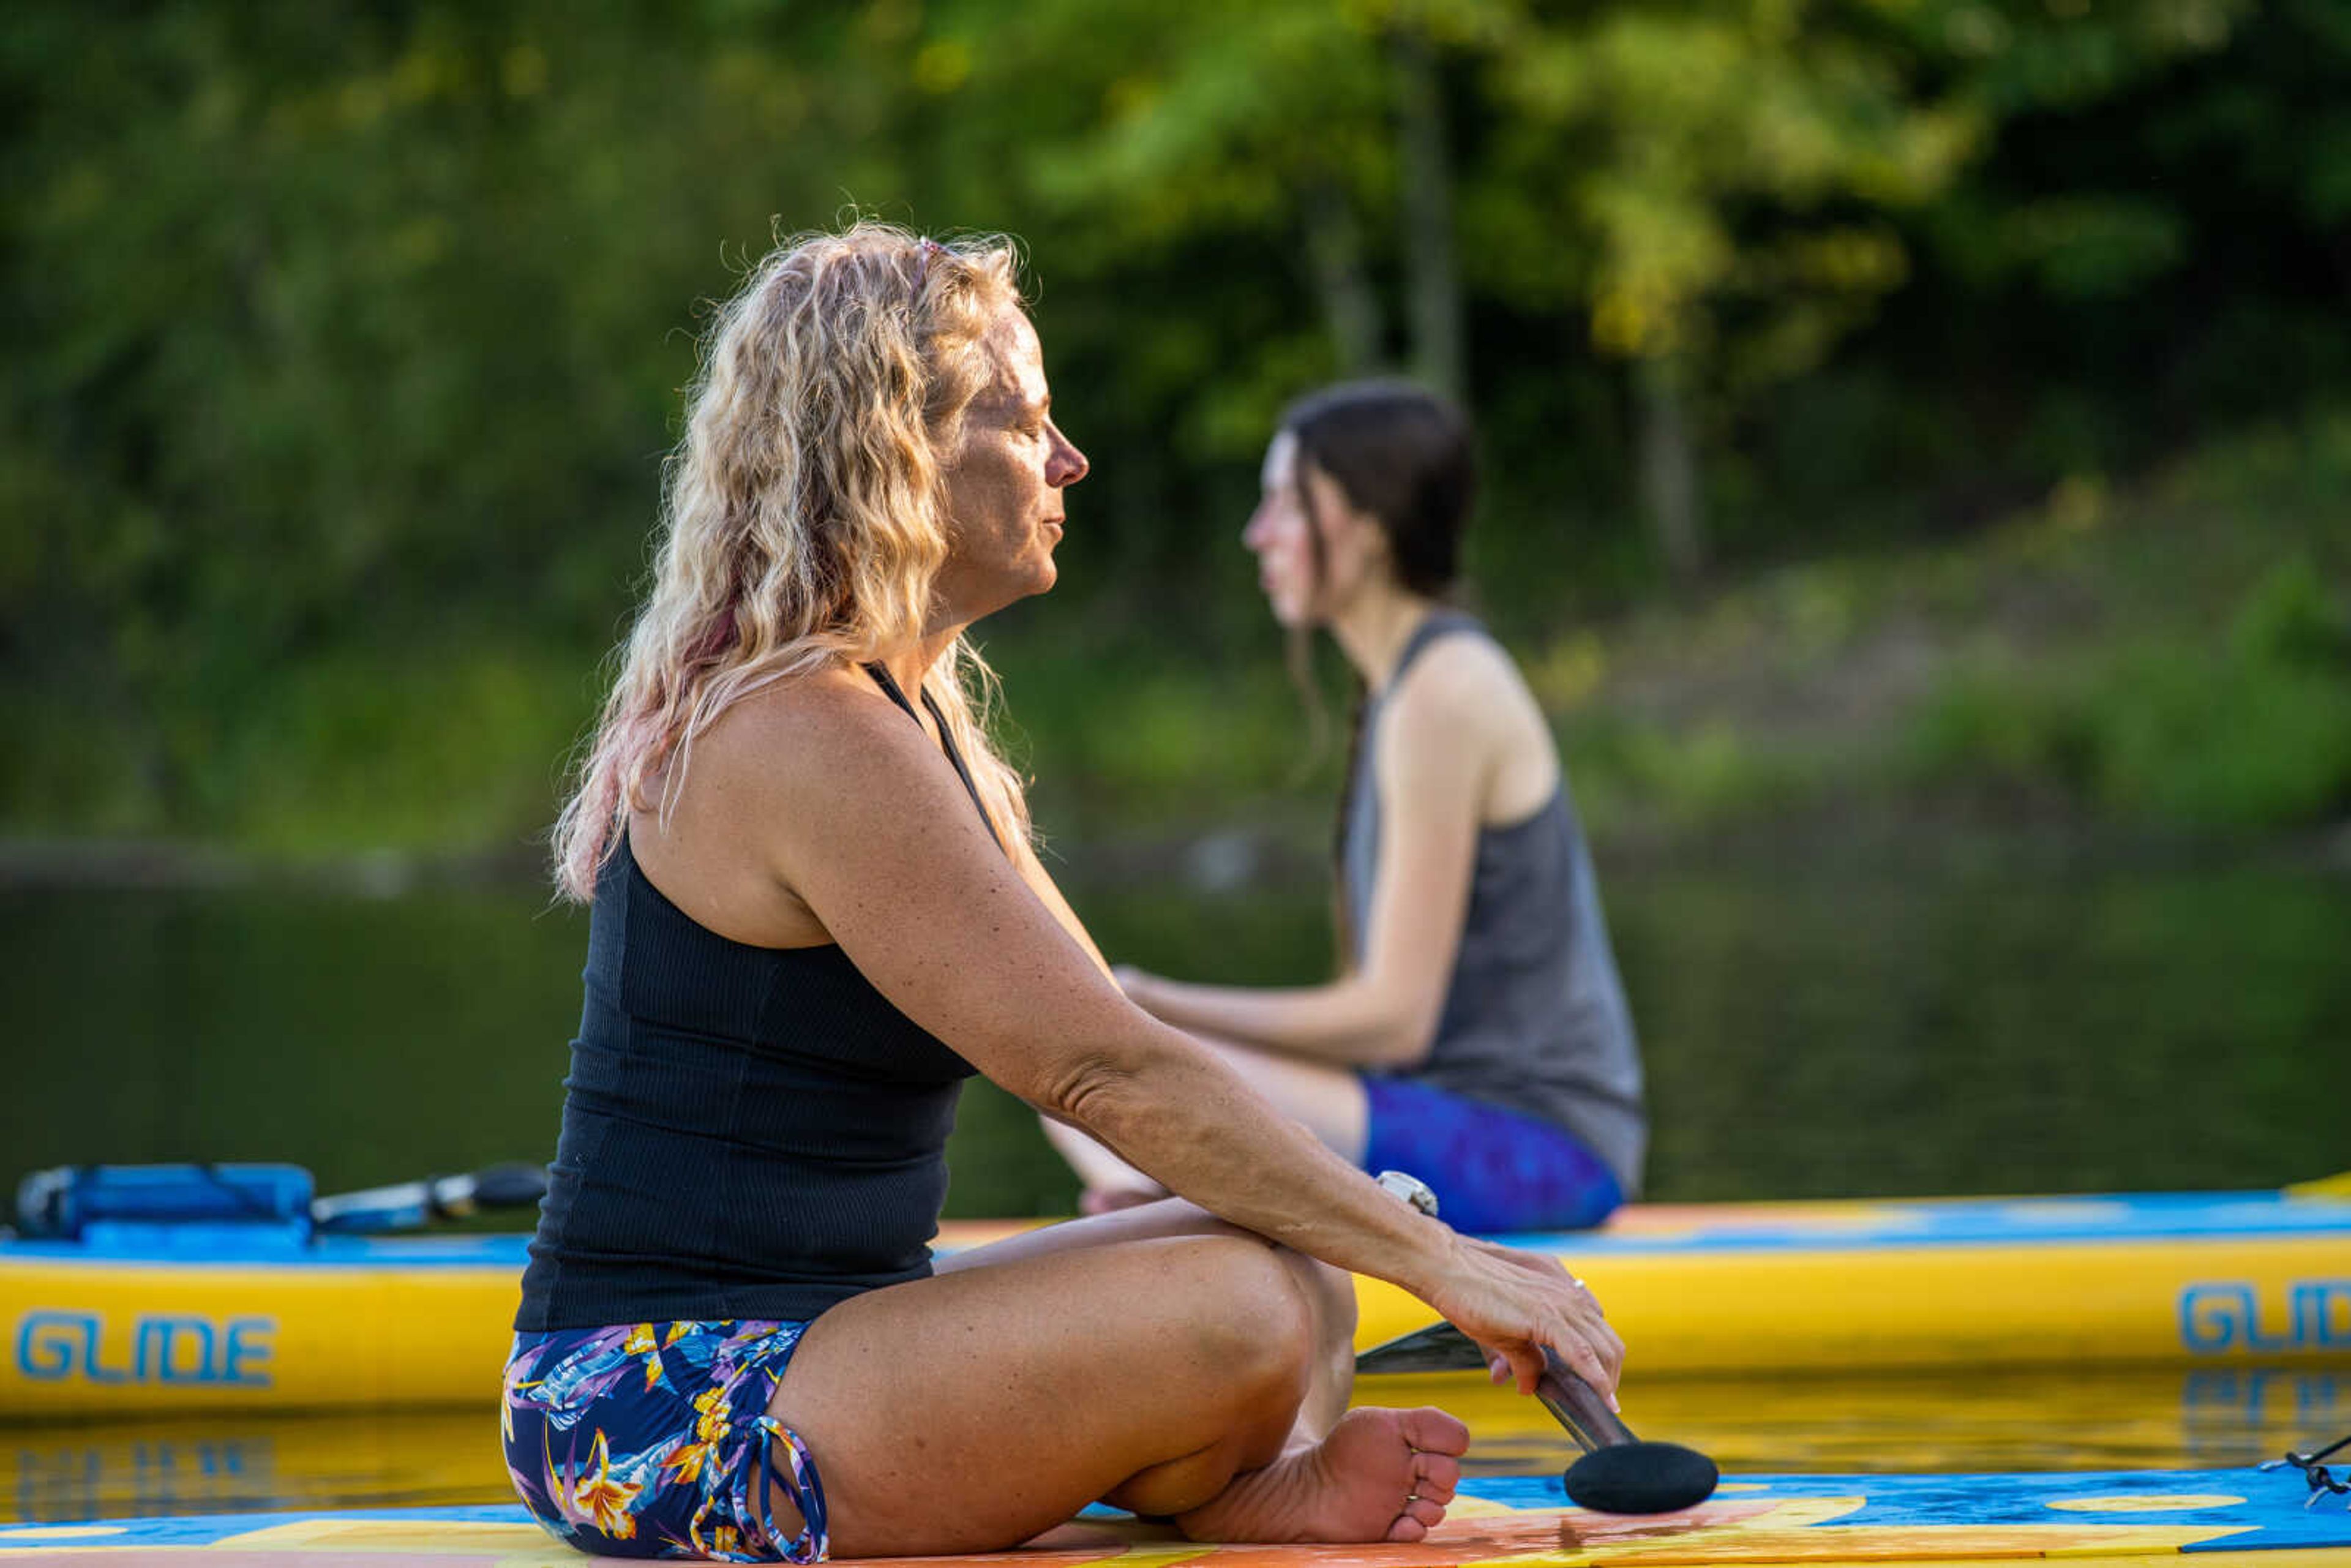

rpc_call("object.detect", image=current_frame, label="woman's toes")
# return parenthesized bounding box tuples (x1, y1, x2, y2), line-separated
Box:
(1403, 1406, 1472, 1456)
(1414, 1451, 1461, 1501)
(1404, 1496, 1447, 1529)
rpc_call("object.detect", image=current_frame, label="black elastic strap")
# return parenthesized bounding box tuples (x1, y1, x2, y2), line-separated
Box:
(2265, 1433, 2351, 1509)
(861, 662, 994, 836)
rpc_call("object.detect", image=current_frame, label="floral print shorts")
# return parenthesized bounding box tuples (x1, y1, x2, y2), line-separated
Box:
(503, 1319, 827, 1562)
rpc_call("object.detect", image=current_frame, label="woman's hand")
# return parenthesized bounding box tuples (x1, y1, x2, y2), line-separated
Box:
(1416, 1233, 1624, 1405)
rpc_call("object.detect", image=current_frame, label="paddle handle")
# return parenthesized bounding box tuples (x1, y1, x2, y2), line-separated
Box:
(311, 1162, 548, 1233)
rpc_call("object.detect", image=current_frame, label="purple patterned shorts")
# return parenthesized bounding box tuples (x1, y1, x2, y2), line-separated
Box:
(1361, 1075, 1625, 1233)
(502, 1319, 827, 1562)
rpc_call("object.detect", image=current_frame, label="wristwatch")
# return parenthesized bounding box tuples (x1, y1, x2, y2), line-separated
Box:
(1374, 1169, 1441, 1218)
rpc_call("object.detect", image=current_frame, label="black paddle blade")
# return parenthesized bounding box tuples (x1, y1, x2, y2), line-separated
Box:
(1357, 1316, 1723, 1518)
(1562, 1441, 1719, 1515)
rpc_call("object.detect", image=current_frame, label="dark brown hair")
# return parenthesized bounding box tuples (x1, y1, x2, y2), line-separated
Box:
(1283, 379, 1475, 601)
(1275, 380, 1477, 966)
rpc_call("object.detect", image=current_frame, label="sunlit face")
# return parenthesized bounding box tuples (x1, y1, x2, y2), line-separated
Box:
(1241, 429, 1383, 628)
(935, 309, 1088, 624)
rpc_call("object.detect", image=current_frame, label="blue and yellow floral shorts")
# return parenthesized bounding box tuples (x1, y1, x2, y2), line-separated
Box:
(502, 1319, 828, 1562)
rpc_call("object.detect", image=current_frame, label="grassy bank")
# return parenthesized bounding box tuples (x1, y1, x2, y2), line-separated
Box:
(4, 410, 2347, 872)
(1534, 409, 2351, 844)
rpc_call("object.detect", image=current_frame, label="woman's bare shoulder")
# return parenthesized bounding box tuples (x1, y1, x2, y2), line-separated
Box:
(634, 666, 968, 945)
(696, 666, 917, 779)
(1384, 628, 1558, 817)
(1386, 629, 1525, 735)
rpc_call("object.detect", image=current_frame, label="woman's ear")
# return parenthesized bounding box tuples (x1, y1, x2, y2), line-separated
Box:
(1305, 463, 1376, 552)
(1335, 488, 1392, 566)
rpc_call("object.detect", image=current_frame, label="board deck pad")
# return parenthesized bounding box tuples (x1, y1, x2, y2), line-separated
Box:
(1, 1468, 2345, 1566)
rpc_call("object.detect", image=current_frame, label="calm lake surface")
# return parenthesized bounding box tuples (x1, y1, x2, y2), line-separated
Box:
(0, 839, 2344, 1519)
(4, 840, 2342, 1207)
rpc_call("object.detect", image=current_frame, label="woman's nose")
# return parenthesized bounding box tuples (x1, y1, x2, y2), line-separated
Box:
(1049, 426, 1088, 486)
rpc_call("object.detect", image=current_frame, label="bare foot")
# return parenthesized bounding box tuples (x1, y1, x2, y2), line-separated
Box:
(1176, 1406, 1468, 1544)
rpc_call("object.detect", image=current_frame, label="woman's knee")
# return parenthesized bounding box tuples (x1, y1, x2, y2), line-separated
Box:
(1289, 1249, 1358, 1345)
(1161, 1236, 1318, 1397)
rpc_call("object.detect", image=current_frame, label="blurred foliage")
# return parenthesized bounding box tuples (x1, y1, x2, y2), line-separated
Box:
(2, 0, 2348, 855)
(1547, 408, 2351, 841)
(1907, 556, 2351, 830)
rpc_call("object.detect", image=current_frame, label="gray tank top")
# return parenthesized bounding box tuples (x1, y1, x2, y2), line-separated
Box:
(1341, 612, 1648, 1194)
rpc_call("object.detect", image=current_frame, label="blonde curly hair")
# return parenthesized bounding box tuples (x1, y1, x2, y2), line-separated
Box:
(553, 222, 1030, 902)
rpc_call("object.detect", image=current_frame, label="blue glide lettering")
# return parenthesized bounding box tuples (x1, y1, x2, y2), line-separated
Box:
(2297, 1281, 2351, 1350)
(221, 1319, 272, 1386)
(12, 1312, 276, 1386)
(2181, 1281, 2351, 1353)
(16, 1311, 90, 1380)
(136, 1317, 213, 1382)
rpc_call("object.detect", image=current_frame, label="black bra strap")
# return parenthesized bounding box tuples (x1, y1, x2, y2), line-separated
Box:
(862, 662, 994, 836)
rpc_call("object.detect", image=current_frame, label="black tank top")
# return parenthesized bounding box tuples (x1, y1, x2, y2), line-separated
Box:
(515, 666, 990, 1330)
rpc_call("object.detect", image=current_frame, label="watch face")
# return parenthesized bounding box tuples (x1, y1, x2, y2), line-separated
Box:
(1375, 1169, 1441, 1217)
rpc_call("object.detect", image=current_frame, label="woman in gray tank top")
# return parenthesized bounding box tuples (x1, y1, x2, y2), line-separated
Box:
(1052, 383, 1648, 1234)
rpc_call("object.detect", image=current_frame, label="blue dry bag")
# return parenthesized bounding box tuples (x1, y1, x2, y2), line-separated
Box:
(13, 1163, 315, 1241)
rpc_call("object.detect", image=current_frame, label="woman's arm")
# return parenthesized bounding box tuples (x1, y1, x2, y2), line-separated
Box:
(1010, 835, 1114, 975)
(738, 680, 1616, 1396)
(1122, 643, 1510, 1067)
(1010, 836, 1171, 1202)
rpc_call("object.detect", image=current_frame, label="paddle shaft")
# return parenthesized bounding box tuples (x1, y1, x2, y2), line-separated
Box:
(1538, 1346, 1638, 1452)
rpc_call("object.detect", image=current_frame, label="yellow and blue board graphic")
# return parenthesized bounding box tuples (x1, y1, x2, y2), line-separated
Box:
(7, 1187, 2349, 1416)
(1, 1467, 2345, 1564)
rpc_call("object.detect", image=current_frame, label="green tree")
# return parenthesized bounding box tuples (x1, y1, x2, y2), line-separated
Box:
(1466, 1, 1983, 580)
(1, 2, 925, 833)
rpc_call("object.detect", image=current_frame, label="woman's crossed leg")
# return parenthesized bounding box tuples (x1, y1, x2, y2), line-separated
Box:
(769, 1231, 1466, 1556)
